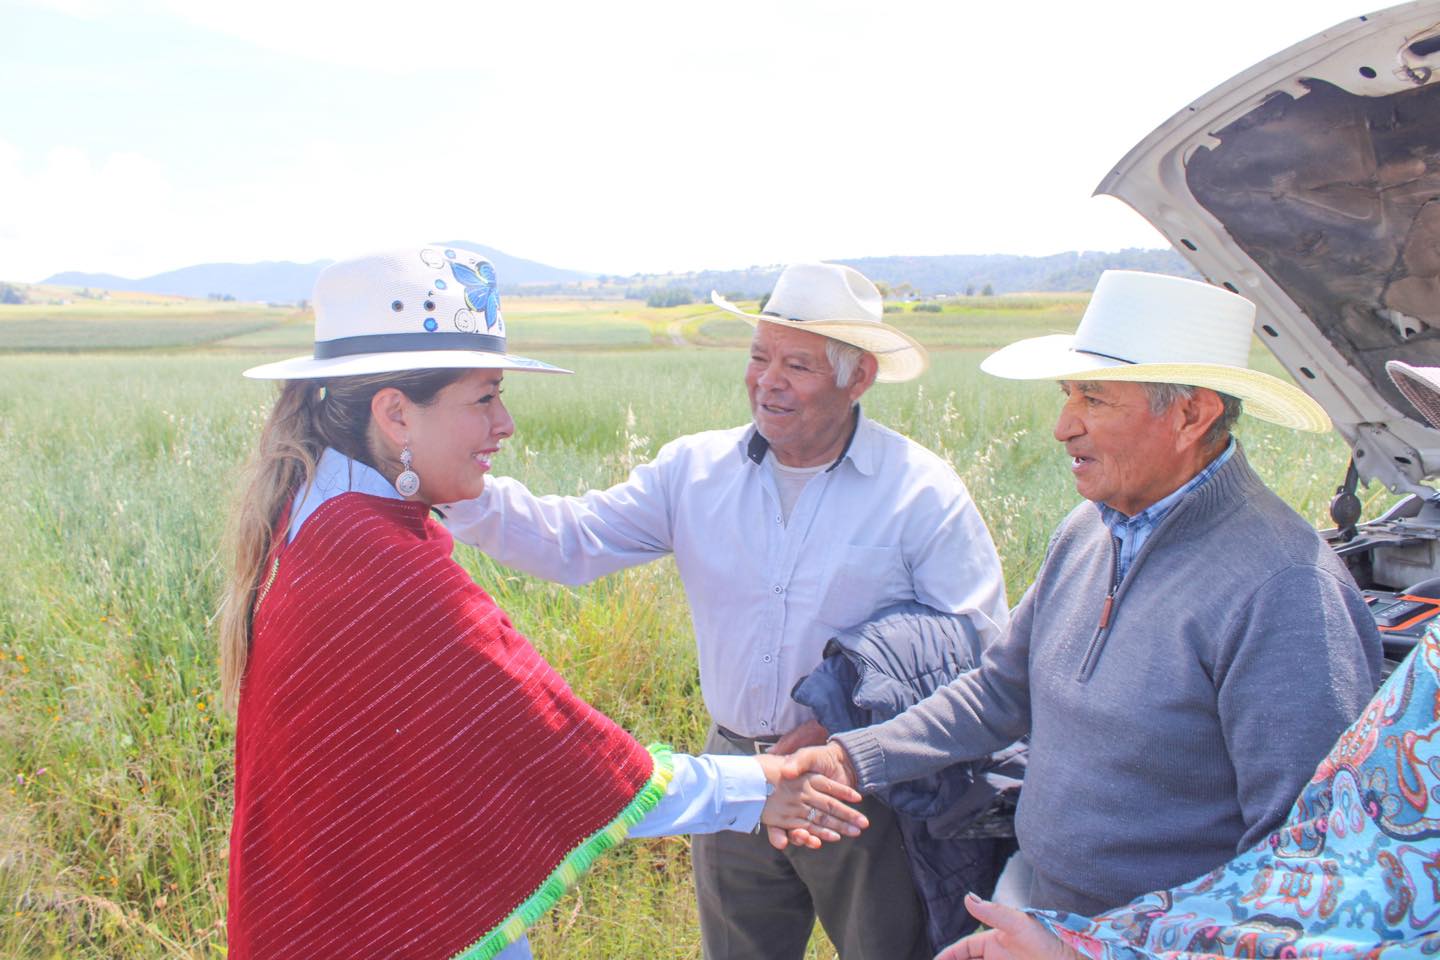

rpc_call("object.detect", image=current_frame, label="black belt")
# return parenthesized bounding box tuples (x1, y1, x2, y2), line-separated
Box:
(716, 724, 780, 754)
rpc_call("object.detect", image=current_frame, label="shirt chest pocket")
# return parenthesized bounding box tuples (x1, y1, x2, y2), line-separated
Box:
(817, 544, 910, 632)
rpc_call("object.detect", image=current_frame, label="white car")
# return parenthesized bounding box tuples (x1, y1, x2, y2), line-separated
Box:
(1101, 0, 1440, 664)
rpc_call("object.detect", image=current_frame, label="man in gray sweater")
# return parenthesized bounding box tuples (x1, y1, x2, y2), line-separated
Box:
(785, 270, 1382, 916)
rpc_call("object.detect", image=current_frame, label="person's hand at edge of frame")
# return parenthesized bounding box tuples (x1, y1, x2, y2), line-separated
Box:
(934, 893, 1081, 960)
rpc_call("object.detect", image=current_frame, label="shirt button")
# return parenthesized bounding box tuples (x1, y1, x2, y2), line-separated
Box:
(775, 515, 783, 524)
(759, 720, 770, 728)
(773, 585, 783, 594)
(762, 655, 772, 663)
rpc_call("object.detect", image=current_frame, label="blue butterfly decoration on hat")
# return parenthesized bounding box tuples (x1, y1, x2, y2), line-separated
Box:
(449, 258, 502, 332)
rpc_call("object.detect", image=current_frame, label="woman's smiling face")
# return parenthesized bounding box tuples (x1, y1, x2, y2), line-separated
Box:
(393, 368, 514, 504)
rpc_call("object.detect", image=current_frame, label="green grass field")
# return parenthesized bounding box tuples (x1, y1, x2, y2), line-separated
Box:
(0, 293, 1377, 957)
(0, 305, 297, 352)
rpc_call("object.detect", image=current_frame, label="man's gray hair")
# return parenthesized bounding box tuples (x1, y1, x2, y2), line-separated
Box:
(1142, 382, 1243, 448)
(825, 338, 868, 388)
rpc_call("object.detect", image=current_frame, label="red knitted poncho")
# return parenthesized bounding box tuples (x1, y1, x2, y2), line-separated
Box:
(227, 493, 668, 959)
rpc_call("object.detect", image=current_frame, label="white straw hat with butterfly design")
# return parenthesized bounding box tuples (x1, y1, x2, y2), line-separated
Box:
(243, 244, 570, 380)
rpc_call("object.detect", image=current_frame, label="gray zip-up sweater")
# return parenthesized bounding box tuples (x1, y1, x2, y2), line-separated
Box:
(834, 448, 1381, 915)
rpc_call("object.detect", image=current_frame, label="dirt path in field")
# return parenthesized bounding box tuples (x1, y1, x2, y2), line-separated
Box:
(666, 320, 687, 346)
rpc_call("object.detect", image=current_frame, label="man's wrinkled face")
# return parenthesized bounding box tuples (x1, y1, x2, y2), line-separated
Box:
(1053, 380, 1186, 515)
(745, 323, 862, 467)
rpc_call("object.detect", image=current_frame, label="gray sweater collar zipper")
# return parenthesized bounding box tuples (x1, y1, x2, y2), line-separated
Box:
(1072, 450, 1256, 683)
(1077, 540, 1122, 682)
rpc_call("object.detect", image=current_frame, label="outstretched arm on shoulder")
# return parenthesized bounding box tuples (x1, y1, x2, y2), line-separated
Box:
(440, 460, 676, 584)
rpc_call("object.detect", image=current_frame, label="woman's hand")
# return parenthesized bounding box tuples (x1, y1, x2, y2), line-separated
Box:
(934, 894, 1081, 960)
(769, 741, 862, 848)
(754, 752, 868, 850)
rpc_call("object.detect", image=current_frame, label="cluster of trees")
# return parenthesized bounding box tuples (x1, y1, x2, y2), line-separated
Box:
(207, 292, 237, 302)
(536, 249, 1200, 304)
(0, 283, 25, 305)
(531, 250, 1198, 301)
(632, 286, 695, 308)
(879, 280, 995, 299)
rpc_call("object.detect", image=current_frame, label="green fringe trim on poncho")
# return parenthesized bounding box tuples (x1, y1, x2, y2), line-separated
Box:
(453, 743, 676, 960)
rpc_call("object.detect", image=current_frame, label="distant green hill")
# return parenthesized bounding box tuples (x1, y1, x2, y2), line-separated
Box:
(42, 242, 593, 304)
(839, 249, 1200, 296)
(35, 247, 1200, 305)
(595, 249, 1200, 300)
(46, 260, 334, 305)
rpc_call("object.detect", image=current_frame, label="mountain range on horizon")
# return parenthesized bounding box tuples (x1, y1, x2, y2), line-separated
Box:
(41, 242, 592, 304)
(33, 244, 1199, 302)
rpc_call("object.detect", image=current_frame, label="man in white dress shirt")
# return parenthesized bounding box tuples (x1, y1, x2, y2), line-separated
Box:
(441, 262, 1009, 960)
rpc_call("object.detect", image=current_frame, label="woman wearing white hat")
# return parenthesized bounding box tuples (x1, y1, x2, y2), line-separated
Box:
(216, 245, 866, 960)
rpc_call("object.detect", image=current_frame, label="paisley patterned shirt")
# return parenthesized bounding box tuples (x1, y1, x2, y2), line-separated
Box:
(1033, 622, 1440, 957)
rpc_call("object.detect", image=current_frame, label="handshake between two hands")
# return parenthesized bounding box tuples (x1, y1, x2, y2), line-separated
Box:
(750, 723, 1082, 960)
(753, 721, 866, 851)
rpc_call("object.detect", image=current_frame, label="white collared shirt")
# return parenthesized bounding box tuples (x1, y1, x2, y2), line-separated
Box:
(287, 447, 404, 543)
(441, 410, 1009, 737)
(771, 457, 827, 524)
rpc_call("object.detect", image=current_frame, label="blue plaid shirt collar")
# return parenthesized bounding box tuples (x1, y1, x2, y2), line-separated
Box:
(1097, 439, 1236, 583)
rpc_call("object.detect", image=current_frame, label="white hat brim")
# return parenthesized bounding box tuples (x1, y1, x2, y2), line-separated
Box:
(981, 334, 1331, 433)
(242, 349, 572, 380)
(709, 292, 929, 383)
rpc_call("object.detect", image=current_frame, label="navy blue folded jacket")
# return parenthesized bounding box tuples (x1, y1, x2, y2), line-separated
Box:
(792, 601, 1026, 951)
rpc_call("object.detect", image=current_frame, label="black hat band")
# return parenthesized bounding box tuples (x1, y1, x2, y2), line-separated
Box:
(313, 331, 507, 360)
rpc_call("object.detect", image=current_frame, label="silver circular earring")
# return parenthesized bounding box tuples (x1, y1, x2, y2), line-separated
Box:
(395, 446, 421, 497)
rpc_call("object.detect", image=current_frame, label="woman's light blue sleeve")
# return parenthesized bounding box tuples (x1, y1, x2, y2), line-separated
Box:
(493, 935, 532, 959)
(629, 753, 771, 837)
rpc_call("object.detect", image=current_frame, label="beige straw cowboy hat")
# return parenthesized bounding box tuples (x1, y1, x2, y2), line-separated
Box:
(710, 262, 928, 383)
(980, 269, 1330, 432)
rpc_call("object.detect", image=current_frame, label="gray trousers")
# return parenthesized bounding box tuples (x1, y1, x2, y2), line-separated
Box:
(692, 727, 929, 960)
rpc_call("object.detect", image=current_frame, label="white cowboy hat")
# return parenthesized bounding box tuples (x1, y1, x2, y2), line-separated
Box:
(980, 269, 1330, 432)
(1387, 361, 1440, 430)
(709, 262, 928, 383)
(243, 245, 570, 380)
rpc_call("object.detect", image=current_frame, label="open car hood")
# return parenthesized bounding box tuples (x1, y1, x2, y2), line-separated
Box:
(1099, 0, 1440, 496)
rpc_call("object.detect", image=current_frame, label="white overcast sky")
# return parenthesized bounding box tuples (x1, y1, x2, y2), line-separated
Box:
(0, 0, 1387, 281)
